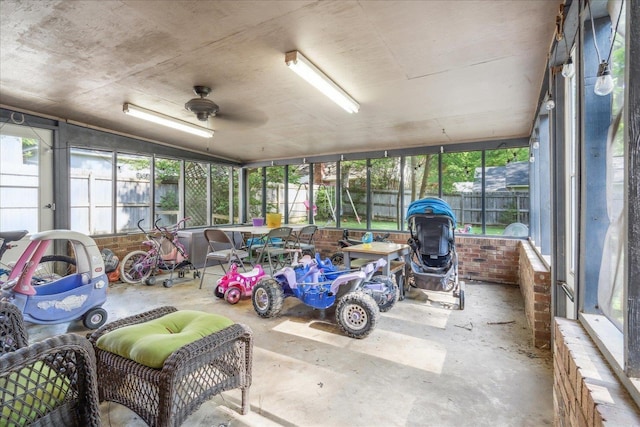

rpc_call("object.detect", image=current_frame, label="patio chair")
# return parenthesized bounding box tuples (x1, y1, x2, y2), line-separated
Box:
(254, 226, 293, 272)
(0, 301, 101, 426)
(287, 224, 318, 256)
(199, 228, 249, 289)
(87, 306, 253, 427)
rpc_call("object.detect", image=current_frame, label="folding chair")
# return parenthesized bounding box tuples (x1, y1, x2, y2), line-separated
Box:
(254, 227, 293, 273)
(199, 229, 249, 289)
(288, 225, 318, 256)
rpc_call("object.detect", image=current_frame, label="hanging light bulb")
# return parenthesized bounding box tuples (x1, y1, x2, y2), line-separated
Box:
(529, 151, 535, 163)
(561, 57, 575, 78)
(545, 92, 556, 110)
(594, 61, 614, 96)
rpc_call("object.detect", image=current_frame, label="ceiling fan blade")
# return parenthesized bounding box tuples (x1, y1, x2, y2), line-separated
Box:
(213, 103, 268, 130)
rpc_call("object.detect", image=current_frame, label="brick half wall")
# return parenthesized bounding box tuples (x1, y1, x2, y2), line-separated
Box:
(554, 318, 640, 426)
(519, 240, 551, 349)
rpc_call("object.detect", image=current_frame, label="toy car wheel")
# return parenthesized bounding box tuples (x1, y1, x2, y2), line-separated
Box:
(367, 276, 399, 312)
(225, 287, 242, 304)
(213, 284, 225, 298)
(163, 279, 173, 288)
(330, 252, 344, 267)
(83, 307, 107, 329)
(120, 250, 152, 284)
(336, 291, 379, 339)
(252, 278, 284, 318)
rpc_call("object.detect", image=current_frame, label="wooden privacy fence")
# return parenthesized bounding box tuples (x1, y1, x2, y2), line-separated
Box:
(347, 190, 529, 226)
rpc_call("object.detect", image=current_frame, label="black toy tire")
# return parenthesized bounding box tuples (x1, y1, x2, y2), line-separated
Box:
(330, 252, 344, 267)
(368, 276, 399, 312)
(252, 278, 284, 318)
(335, 291, 379, 339)
(214, 285, 225, 299)
(83, 307, 107, 329)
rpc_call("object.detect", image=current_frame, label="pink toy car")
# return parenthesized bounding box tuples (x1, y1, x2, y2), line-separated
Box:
(214, 263, 266, 304)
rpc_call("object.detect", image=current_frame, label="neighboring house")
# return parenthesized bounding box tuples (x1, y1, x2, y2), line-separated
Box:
(473, 161, 529, 192)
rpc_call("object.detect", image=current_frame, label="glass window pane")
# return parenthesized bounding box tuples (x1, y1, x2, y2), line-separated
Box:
(232, 168, 240, 223)
(316, 162, 337, 227)
(371, 157, 401, 230)
(0, 130, 39, 231)
(340, 160, 366, 229)
(211, 164, 231, 225)
(70, 148, 113, 235)
(484, 148, 530, 236)
(286, 165, 307, 224)
(598, 25, 626, 330)
(155, 158, 181, 227)
(441, 152, 481, 234)
(184, 161, 208, 227)
(404, 154, 439, 200)
(247, 168, 262, 220)
(265, 165, 285, 223)
(116, 153, 151, 233)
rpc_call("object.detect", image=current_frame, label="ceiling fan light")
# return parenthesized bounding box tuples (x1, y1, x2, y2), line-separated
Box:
(123, 103, 214, 138)
(285, 51, 360, 113)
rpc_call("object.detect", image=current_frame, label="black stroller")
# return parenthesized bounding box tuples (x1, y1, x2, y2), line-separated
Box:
(406, 197, 464, 309)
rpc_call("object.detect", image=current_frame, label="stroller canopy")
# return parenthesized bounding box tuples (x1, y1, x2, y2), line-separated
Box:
(406, 197, 457, 228)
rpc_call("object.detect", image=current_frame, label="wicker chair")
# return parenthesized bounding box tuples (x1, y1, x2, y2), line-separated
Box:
(87, 306, 253, 427)
(0, 301, 101, 426)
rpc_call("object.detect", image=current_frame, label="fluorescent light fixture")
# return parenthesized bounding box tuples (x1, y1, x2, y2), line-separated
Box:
(285, 51, 359, 114)
(123, 103, 214, 138)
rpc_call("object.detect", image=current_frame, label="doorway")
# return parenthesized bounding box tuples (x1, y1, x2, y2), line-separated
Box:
(0, 121, 54, 264)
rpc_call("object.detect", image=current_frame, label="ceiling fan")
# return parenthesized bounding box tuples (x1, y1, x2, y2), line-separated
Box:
(184, 86, 219, 121)
(183, 85, 267, 130)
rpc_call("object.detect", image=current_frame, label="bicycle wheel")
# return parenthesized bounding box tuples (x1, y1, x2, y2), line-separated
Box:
(33, 255, 76, 285)
(120, 250, 153, 284)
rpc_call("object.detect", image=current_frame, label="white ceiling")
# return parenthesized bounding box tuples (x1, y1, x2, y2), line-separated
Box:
(0, 0, 560, 163)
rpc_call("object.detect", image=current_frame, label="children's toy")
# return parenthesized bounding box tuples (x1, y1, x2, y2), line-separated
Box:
(120, 217, 199, 287)
(0, 230, 109, 329)
(406, 197, 464, 309)
(251, 254, 398, 339)
(214, 263, 266, 304)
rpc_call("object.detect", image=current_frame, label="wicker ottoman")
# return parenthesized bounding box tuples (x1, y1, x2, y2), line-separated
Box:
(87, 306, 252, 427)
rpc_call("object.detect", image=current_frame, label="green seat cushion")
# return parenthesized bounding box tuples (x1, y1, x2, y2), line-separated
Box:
(96, 310, 234, 369)
(0, 361, 70, 426)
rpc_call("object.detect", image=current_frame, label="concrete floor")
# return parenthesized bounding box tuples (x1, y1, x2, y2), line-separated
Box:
(27, 268, 553, 427)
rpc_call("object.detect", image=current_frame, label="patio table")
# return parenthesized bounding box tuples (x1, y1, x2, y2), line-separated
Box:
(342, 241, 410, 299)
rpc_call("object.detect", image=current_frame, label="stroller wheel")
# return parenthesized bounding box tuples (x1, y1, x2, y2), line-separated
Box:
(163, 279, 174, 288)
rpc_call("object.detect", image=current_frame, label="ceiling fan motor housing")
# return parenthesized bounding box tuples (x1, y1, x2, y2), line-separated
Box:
(185, 86, 219, 121)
